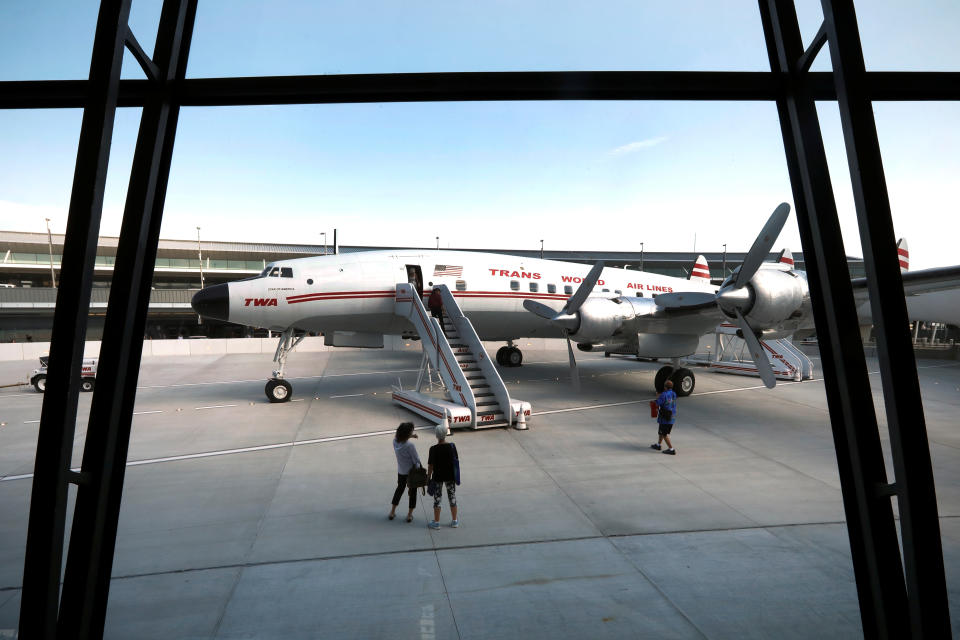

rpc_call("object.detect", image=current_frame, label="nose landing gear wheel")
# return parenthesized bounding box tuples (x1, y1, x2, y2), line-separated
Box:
(80, 378, 95, 392)
(506, 347, 523, 367)
(265, 378, 293, 403)
(496, 346, 509, 366)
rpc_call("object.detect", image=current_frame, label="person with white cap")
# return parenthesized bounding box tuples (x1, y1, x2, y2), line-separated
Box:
(426, 421, 459, 529)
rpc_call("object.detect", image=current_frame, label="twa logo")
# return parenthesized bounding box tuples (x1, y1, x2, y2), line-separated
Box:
(451, 415, 470, 424)
(244, 298, 278, 307)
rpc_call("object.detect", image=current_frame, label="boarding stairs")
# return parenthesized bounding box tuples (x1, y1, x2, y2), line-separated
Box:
(689, 323, 814, 382)
(392, 283, 530, 430)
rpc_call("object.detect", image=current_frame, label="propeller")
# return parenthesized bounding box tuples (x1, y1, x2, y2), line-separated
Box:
(523, 261, 605, 388)
(655, 203, 791, 389)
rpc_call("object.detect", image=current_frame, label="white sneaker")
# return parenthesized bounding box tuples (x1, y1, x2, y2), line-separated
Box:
(450, 519, 460, 528)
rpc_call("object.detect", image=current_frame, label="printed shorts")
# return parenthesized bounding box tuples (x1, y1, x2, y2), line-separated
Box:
(433, 481, 457, 508)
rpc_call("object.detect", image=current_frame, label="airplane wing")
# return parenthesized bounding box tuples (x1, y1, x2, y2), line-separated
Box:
(852, 264, 960, 326)
(851, 264, 960, 297)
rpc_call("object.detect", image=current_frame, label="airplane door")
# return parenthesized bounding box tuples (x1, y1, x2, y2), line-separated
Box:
(405, 264, 423, 297)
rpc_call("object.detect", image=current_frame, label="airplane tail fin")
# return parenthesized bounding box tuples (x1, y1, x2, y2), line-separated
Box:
(776, 248, 794, 268)
(897, 238, 909, 271)
(690, 255, 711, 282)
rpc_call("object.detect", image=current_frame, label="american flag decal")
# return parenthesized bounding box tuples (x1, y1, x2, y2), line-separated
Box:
(433, 264, 463, 277)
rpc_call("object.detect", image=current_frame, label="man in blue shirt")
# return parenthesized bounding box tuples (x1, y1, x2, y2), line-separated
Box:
(651, 380, 678, 455)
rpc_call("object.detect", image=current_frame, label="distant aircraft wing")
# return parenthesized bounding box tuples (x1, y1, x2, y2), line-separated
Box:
(851, 265, 960, 297)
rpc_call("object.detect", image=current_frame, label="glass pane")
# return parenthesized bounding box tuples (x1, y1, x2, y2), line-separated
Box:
(187, 1, 770, 77)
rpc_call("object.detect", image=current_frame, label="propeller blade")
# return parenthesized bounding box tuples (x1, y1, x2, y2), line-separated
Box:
(563, 261, 605, 314)
(655, 291, 717, 309)
(735, 202, 791, 289)
(735, 310, 777, 389)
(565, 332, 580, 391)
(522, 299, 557, 320)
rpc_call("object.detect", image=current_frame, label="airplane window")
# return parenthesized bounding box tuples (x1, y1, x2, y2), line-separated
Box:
(602, 288, 609, 292)
(281, 267, 293, 278)
(259, 266, 272, 277)
(307, 279, 314, 285)
(529, 282, 538, 293)
(269, 267, 280, 277)
(510, 280, 519, 291)
(455, 280, 466, 291)
(564, 285, 573, 295)
(638, 293, 644, 297)
(547, 284, 556, 294)
(615, 289, 622, 295)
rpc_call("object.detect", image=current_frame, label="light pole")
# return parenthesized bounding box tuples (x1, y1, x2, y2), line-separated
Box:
(639, 242, 644, 272)
(44, 218, 57, 288)
(722, 243, 727, 278)
(540, 239, 543, 260)
(196, 226, 205, 290)
(321, 232, 327, 255)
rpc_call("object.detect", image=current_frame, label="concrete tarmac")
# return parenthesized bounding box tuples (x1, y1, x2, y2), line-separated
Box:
(0, 347, 958, 638)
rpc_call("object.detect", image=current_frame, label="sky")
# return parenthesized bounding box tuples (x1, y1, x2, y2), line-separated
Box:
(0, 1, 958, 269)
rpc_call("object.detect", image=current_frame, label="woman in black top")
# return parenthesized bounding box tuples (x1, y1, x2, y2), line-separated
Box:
(427, 424, 459, 529)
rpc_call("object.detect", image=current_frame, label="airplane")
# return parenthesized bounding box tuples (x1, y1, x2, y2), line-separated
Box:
(191, 204, 958, 403)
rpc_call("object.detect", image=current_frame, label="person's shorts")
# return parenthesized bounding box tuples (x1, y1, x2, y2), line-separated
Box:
(658, 422, 674, 436)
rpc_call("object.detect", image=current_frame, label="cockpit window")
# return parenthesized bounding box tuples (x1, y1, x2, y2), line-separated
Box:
(281, 267, 293, 278)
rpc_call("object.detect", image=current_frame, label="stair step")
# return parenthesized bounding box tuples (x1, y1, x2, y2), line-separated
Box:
(475, 413, 506, 427)
(474, 392, 494, 398)
(476, 399, 499, 406)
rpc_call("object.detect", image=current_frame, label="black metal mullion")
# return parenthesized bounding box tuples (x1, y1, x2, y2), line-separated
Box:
(18, 1, 132, 638)
(759, 1, 908, 637)
(57, 1, 198, 637)
(821, 0, 951, 636)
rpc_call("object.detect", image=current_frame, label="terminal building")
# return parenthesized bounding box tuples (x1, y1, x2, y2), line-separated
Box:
(0, 228, 865, 341)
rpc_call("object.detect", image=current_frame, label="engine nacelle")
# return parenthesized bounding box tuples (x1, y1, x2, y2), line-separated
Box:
(730, 269, 806, 329)
(568, 297, 636, 342)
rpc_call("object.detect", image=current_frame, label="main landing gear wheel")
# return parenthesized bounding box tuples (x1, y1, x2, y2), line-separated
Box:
(265, 378, 292, 403)
(33, 375, 46, 393)
(496, 346, 523, 367)
(670, 368, 695, 397)
(654, 366, 674, 393)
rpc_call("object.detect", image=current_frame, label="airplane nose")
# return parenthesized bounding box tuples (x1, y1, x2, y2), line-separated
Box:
(191, 284, 229, 321)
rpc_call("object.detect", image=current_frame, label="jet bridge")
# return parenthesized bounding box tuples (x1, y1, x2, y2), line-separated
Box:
(392, 283, 530, 430)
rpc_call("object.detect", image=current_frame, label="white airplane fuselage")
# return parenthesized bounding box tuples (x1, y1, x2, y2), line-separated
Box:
(218, 250, 720, 341)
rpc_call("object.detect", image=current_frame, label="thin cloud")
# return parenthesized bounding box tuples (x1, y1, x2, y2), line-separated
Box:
(609, 136, 668, 156)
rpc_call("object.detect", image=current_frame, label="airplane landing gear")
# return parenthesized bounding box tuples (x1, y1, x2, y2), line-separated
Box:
(654, 366, 674, 393)
(670, 367, 695, 396)
(496, 345, 523, 367)
(265, 327, 305, 403)
(265, 378, 293, 403)
(653, 365, 696, 397)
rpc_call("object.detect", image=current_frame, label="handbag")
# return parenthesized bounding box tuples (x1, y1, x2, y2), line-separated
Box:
(407, 464, 428, 494)
(451, 443, 460, 486)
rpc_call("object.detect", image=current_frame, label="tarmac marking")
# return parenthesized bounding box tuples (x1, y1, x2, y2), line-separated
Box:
(23, 419, 40, 424)
(134, 368, 420, 391)
(0, 424, 436, 483)
(195, 404, 237, 411)
(330, 393, 365, 398)
(133, 410, 163, 415)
